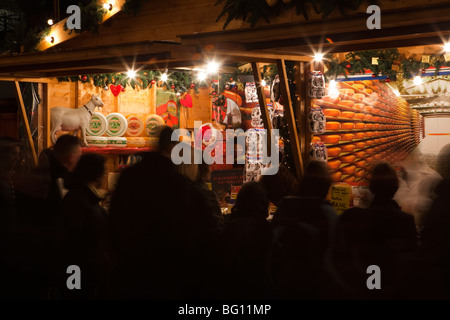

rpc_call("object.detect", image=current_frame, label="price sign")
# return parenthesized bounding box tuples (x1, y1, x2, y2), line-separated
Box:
(330, 184, 352, 214)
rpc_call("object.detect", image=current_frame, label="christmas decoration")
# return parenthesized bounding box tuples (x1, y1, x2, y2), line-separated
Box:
(372, 73, 376, 78)
(190, 83, 196, 89)
(110, 84, 123, 97)
(151, 79, 156, 85)
(81, 75, 88, 82)
(180, 94, 193, 108)
(103, 85, 109, 90)
(171, 85, 175, 89)
(386, 76, 391, 83)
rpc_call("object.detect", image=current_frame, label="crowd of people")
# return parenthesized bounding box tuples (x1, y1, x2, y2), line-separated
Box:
(0, 128, 450, 300)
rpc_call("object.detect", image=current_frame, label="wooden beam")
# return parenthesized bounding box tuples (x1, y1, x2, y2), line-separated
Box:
(14, 81, 38, 166)
(276, 59, 304, 179)
(251, 62, 272, 158)
(0, 77, 55, 83)
(43, 83, 50, 149)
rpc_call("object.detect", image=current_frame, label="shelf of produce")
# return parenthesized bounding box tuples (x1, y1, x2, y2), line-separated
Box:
(82, 147, 157, 155)
(322, 132, 411, 148)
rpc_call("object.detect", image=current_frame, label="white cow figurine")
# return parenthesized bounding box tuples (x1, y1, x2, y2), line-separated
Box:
(50, 94, 104, 147)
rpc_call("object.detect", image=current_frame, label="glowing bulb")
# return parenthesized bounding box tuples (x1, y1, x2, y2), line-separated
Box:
(328, 80, 339, 98)
(160, 73, 168, 82)
(314, 52, 324, 61)
(393, 89, 400, 97)
(197, 71, 207, 81)
(103, 3, 113, 10)
(127, 69, 136, 79)
(261, 80, 267, 86)
(45, 36, 54, 44)
(413, 76, 422, 86)
(206, 61, 219, 74)
(47, 19, 53, 26)
(444, 42, 450, 53)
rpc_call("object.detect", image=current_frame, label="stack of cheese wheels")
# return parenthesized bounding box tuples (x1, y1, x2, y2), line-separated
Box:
(86, 112, 107, 136)
(126, 114, 145, 137)
(86, 136, 108, 147)
(106, 113, 128, 137)
(145, 114, 165, 137)
(144, 137, 159, 148)
(126, 137, 146, 148)
(107, 137, 127, 148)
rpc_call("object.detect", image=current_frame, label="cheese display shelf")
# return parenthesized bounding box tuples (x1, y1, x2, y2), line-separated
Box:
(82, 147, 157, 155)
(313, 79, 420, 184)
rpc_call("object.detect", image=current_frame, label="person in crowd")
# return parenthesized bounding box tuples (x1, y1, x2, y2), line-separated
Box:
(55, 153, 109, 299)
(206, 181, 274, 299)
(394, 151, 442, 229)
(324, 162, 423, 299)
(259, 152, 300, 207)
(108, 126, 218, 299)
(269, 160, 337, 299)
(421, 143, 450, 297)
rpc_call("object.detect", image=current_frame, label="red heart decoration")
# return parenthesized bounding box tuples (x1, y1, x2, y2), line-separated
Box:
(180, 93, 193, 108)
(110, 84, 122, 97)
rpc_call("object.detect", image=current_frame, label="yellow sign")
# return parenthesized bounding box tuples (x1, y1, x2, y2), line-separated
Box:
(331, 184, 352, 214)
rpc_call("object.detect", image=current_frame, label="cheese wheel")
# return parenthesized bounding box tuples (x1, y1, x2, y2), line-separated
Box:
(322, 135, 341, 144)
(323, 109, 341, 117)
(355, 132, 365, 139)
(339, 89, 354, 96)
(327, 147, 342, 157)
(341, 165, 356, 175)
(355, 142, 366, 148)
(340, 154, 356, 163)
(145, 114, 165, 137)
(86, 112, 107, 136)
(322, 96, 341, 104)
(352, 84, 365, 91)
(354, 113, 365, 119)
(365, 132, 374, 138)
(364, 114, 373, 120)
(341, 122, 355, 130)
(344, 81, 354, 85)
(355, 160, 366, 168)
(353, 94, 365, 101)
(341, 144, 355, 152)
(363, 106, 374, 113)
(373, 124, 381, 129)
(144, 137, 159, 148)
(366, 148, 376, 154)
(354, 151, 366, 158)
(339, 100, 355, 108)
(372, 116, 380, 122)
(312, 136, 321, 143)
(354, 170, 365, 178)
(86, 136, 108, 147)
(126, 137, 146, 148)
(374, 154, 383, 160)
(344, 176, 355, 182)
(331, 171, 342, 182)
(341, 111, 355, 118)
(126, 114, 145, 137)
(326, 122, 341, 130)
(327, 159, 342, 170)
(355, 123, 365, 129)
(365, 88, 373, 94)
(366, 156, 374, 163)
(361, 80, 373, 86)
(106, 113, 127, 137)
(366, 140, 375, 146)
(340, 133, 355, 141)
(365, 124, 373, 129)
(107, 137, 127, 148)
(375, 146, 382, 153)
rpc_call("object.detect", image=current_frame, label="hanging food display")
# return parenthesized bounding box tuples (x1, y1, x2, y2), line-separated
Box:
(308, 71, 325, 99)
(308, 105, 326, 134)
(309, 142, 328, 161)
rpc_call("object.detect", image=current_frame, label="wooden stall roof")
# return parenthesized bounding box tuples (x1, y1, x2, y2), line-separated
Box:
(1, 0, 450, 79)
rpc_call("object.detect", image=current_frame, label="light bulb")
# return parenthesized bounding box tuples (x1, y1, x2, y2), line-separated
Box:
(328, 80, 340, 98)
(103, 3, 113, 10)
(413, 76, 422, 86)
(47, 19, 53, 26)
(206, 61, 219, 74)
(393, 89, 400, 97)
(314, 52, 324, 62)
(127, 69, 136, 79)
(160, 73, 168, 82)
(45, 36, 54, 44)
(197, 71, 207, 81)
(444, 42, 450, 53)
(261, 80, 267, 86)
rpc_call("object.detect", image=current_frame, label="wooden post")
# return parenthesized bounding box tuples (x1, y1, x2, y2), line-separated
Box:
(251, 62, 272, 157)
(276, 59, 304, 179)
(44, 83, 50, 148)
(14, 81, 38, 166)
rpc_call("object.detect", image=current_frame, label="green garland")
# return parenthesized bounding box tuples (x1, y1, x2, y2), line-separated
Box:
(324, 49, 450, 80)
(215, 0, 397, 29)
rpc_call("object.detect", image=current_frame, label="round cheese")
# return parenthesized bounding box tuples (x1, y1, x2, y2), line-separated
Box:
(106, 113, 127, 137)
(126, 114, 145, 137)
(107, 137, 127, 148)
(144, 137, 159, 148)
(145, 114, 165, 137)
(86, 136, 108, 147)
(126, 137, 146, 148)
(86, 112, 107, 136)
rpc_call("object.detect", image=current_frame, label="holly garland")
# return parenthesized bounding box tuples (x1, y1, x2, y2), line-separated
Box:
(324, 49, 450, 80)
(215, 0, 398, 29)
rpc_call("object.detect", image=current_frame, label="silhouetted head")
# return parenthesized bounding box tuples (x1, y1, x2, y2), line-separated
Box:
(0, 137, 20, 171)
(158, 125, 178, 158)
(54, 135, 82, 172)
(369, 162, 399, 199)
(72, 153, 106, 188)
(231, 181, 269, 219)
(437, 143, 450, 179)
(297, 160, 331, 199)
